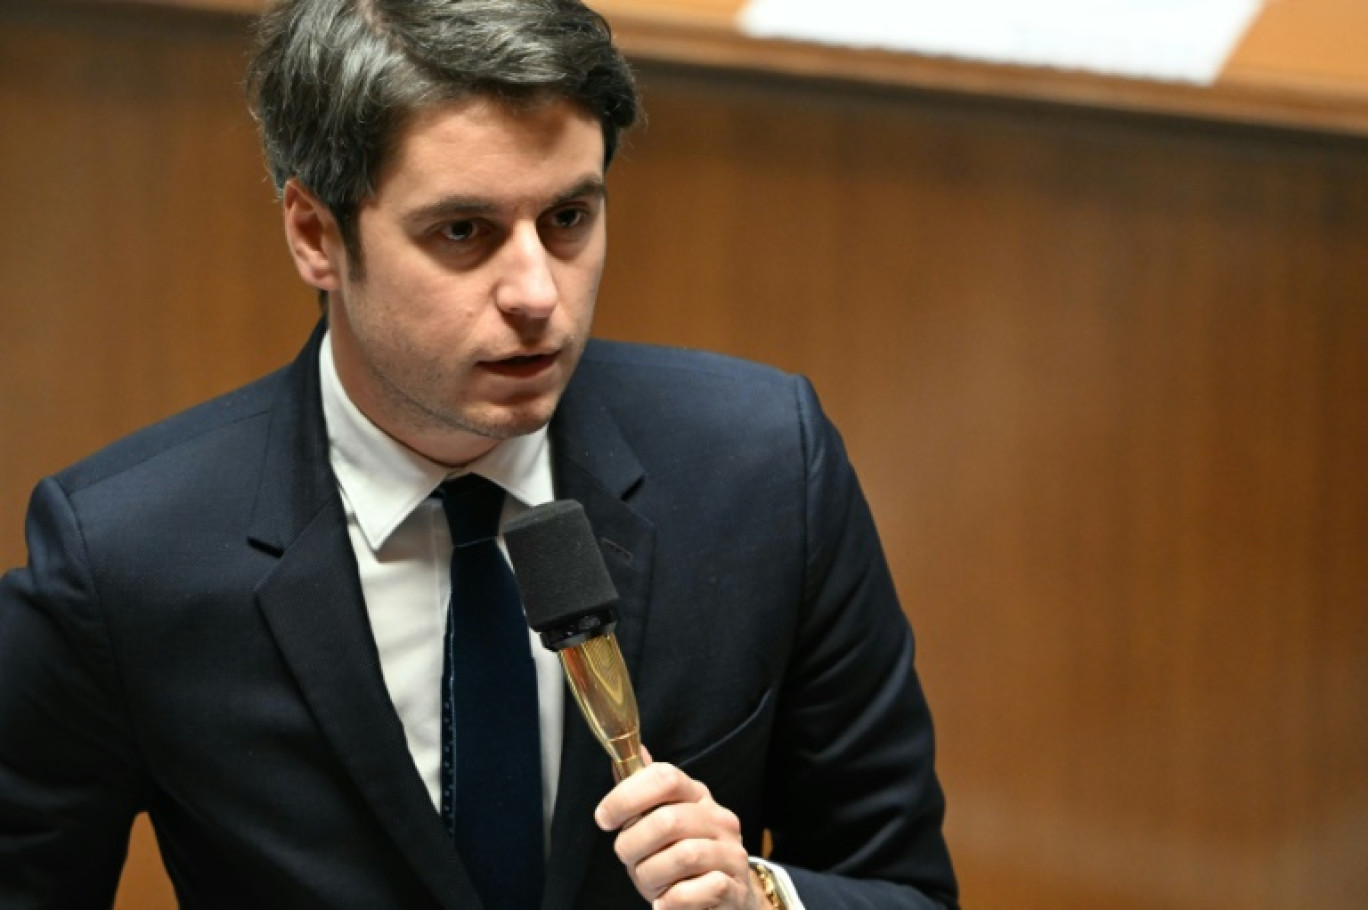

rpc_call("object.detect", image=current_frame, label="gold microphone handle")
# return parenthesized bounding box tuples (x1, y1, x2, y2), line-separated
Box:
(611, 747, 647, 781)
(558, 635, 646, 778)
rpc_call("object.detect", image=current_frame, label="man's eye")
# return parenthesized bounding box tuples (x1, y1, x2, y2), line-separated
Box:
(441, 220, 480, 242)
(550, 208, 587, 230)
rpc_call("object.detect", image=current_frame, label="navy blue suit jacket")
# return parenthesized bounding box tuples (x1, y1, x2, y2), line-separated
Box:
(0, 325, 957, 908)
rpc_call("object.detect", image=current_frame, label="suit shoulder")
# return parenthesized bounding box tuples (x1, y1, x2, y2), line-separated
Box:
(579, 339, 796, 394)
(52, 368, 287, 496)
(570, 339, 821, 452)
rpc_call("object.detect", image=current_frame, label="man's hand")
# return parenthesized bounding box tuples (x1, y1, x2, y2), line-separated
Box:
(594, 756, 765, 910)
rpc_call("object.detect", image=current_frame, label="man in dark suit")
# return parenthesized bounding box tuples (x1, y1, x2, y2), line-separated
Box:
(0, 1, 956, 908)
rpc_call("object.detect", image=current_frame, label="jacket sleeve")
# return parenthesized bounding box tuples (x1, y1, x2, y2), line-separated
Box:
(0, 477, 146, 908)
(763, 377, 958, 909)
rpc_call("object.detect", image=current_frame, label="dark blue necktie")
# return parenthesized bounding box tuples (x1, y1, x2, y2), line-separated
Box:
(438, 475, 544, 910)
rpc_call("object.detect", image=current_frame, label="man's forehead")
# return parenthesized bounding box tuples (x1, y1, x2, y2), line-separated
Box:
(372, 96, 606, 207)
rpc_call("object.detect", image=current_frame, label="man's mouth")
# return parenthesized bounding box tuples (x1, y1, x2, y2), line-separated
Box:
(481, 351, 558, 378)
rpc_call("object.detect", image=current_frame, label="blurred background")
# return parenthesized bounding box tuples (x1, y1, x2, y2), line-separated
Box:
(2, 0, 1365, 906)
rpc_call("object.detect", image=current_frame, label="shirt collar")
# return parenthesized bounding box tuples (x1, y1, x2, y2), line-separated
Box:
(319, 329, 555, 552)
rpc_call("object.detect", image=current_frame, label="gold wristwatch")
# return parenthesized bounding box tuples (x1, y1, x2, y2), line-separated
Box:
(749, 859, 791, 909)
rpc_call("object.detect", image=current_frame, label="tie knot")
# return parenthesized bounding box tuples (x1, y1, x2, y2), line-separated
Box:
(439, 475, 506, 547)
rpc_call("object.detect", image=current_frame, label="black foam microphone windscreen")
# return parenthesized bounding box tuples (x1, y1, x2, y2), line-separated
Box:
(504, 500, 620, 648)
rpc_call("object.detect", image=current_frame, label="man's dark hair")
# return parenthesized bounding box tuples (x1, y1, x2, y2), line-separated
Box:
(246, 0, 640, 268)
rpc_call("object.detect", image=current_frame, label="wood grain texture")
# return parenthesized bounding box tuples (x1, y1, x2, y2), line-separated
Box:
(2, 4, 1366, 909)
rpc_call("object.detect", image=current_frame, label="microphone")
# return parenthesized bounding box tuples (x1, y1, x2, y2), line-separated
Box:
(503, 500, 646, 780)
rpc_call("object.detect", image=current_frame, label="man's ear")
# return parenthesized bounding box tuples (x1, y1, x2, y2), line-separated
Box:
(282, 178, 346, 292)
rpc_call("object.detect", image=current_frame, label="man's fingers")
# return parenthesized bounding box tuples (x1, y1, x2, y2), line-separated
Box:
(647, 869, 747, 910)
(595, 761, 709, 831)
(629, 832, 750, 901)
(594, 759, 757, 909)
(612, 798, 741, 865)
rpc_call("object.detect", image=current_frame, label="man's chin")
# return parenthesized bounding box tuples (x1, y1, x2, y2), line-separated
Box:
(454, 400, 559, 442)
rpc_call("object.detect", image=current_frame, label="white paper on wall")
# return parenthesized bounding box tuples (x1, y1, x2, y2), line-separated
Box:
(738, 0, 1267, 85)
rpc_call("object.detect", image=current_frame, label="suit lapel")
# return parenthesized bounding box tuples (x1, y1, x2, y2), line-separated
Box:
(542, 362, 656, 910)
(246, 325, 481, 909)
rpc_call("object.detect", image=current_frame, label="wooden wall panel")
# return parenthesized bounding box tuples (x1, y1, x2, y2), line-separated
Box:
(2, 5, 1366, 909)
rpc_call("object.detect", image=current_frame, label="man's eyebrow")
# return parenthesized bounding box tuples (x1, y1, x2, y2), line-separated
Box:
(403, 176, 607, 225)
(401, 196, 495, 226)
(551, 176, 608, 206)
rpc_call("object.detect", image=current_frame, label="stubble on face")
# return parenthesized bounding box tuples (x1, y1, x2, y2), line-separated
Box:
(361, 298, 595, 443)
(325, 96, 608, 467)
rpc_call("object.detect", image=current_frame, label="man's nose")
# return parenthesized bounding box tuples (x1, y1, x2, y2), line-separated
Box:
(493, 224, 558, 318)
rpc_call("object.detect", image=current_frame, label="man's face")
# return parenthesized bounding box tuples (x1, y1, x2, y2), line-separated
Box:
(315, 97, 607, 466)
